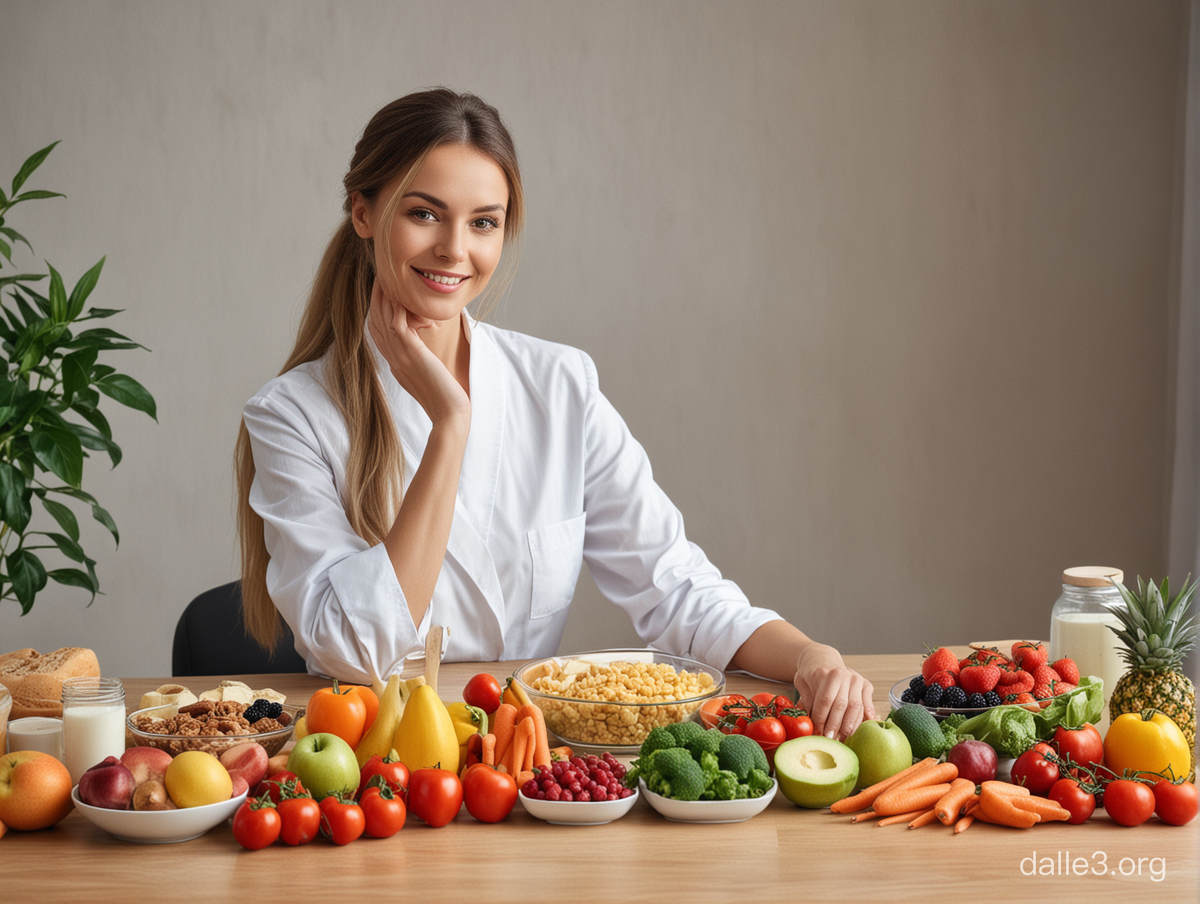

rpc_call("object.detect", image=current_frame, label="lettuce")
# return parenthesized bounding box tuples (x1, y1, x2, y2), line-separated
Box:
(953, 677, 1104, 757)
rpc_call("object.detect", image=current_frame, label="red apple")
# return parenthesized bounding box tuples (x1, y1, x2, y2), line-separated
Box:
(120, 746, 173, 786)
(947, 739, 998, 786)
(77, 756, 136, 810)
(219, 741, 269, 791)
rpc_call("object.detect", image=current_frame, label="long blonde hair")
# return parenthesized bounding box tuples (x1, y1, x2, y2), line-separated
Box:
(237, 88, 525, 650)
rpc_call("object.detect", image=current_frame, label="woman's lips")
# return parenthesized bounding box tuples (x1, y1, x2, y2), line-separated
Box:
(415, 268, 467, 293)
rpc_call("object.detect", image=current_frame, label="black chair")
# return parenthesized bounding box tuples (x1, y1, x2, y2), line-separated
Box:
(172, 581, 309, 676)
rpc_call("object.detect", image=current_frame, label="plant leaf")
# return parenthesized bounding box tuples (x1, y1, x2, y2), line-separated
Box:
(0, 460, 32, 532)
(48, 263, 67, 322)
(51, 486, 120, 546)
(0, 236, 10, 265)
(78, 307, 122, 320)
(47, 567, 98, 599)
(11, 141, 59, 196)
(30, 422, 84, 487)
(71, 401, 111, 440)
(69, 422, 121, 467)
(95, 372, 157, 420)
(0, 226, 31, 255)
(8, 548, 47, 613)
(66, 257, 104, 321)
(39, 494, 80, 542)
(11, 190, 66, 203)
(41, 531, 86, 563)
(65, 327, 148, 351)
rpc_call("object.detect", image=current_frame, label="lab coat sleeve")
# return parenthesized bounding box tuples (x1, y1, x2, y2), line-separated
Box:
(242, 381, 423, 683)
(577, 353, 782, 670)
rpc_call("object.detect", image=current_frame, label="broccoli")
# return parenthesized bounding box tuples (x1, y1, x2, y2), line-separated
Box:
(638, 725, 680, 758)
(718, 732, 769, 780)
(684, 727, 724, 761)
(744, 768, 773, 798)
(702, 769, 742, 801)
(644, 747, 706, 801)
(663, 720, 706, 748)
(698, 750, 720, 782)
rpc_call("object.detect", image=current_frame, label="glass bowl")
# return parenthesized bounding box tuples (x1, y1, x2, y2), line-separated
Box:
(127, 702, 300, 758)
(512, 649, 725, 754)
(889, 675, 1048, 720)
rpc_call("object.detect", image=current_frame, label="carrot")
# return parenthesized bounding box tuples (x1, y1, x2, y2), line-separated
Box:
(953, 813, 975, 834)
(962, 797, 981, 816)
(877, 808, 930, 827)
(981, 780, 1029, 797)
(887, 761, 958, 794)
(481, 732, 497, 768)
(873, 782, 953, 816)
(517, 717, 537, 773)
(503, 717, 532, 777)
(978, 786, 1040, 828)
(516, 769, 536, 787)
(490, 703, 519, 766)
(829, 758, 939, 814)
(1010, 795, 1071, 822)
(516, 704, 551, 768)
(935, 778, 978, 825)
(908, 808, 940, 828)
(850, 810, 882, 823)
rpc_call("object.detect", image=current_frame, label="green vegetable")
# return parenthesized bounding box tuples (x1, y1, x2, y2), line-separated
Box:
(684, 728, 723, 760)
(889, 703, 952, 759)
(954, 678, 1105, 758)
(644, 747, 706, 801)
(718, 732, 769, 780)
(638, 725, 679, 758)
(701, 769, 741, 801)
(745, 768, 773, 798)
(663, 721, 706, 747)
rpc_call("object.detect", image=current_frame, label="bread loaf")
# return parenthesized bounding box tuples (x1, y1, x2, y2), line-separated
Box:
(0, 647, 101, 718)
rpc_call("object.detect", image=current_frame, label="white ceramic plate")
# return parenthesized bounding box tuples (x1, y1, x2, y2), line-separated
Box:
(71, 786, 246, 844)
(518, 787, 639, 825)
(639, 778, 777, 823)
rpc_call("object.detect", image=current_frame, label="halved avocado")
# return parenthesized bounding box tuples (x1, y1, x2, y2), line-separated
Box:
(774, 736, 860, 808)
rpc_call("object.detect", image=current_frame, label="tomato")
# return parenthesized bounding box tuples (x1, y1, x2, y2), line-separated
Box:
(1010, 748, 1059, 796)
(232, 796, 282, 850)
(307, 681, 369, 749)
(1051, 724, 1104, 769)
(461, 763, 518, 823)
(463, 673, 503, 714)
(745, 717, 786, 747)
(358, 751, 410, 800)
(277, 795, 321, 845)
(1152, 777, 1198, 826)
(1104, 778, 1157, 826)
(750, 692, 777, 709)
(407, 767, 464, 828)
(254, 771, 306, 805)
(778, 709, 814, 740)
(1048, 778, 1096, 824)
(360, 784, 407, 838)
(319, 794, 366, 845)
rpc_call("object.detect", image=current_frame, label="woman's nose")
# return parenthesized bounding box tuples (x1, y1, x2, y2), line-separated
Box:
(435, 225, 466, 262)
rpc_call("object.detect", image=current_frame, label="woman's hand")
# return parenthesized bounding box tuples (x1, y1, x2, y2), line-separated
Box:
(792, 642, 876, 741)
(367, 279, 470, 426)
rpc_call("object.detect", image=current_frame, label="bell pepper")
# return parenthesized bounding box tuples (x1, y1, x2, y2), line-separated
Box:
(446, 702, 489, 774)
(1103, 709, 1192, 780)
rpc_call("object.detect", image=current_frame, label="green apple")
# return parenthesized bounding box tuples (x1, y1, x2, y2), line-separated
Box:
(286, 732, 359, 801)
(843, 719, 913, 789)
(774, 736, 859, 808)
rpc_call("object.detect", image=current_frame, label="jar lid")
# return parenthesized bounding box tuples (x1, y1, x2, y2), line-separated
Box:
(1062, 565, 1123, 587)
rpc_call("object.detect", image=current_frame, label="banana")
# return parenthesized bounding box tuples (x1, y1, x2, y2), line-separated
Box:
(355, 674, 408, 768)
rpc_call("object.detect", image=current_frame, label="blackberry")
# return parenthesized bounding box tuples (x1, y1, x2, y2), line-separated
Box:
(900, 688, 918, 704)
(923, 683, 945, 707)
(244, 698, 280, 724)
(982, 691, 1003, 708)
(966, 693, 987, 709)
(908, 675, 926, 693)
(941, 687, 967, 709)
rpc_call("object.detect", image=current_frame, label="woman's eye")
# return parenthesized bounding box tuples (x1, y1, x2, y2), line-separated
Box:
(410, 208, 436, 221)
(473, 217, 500, 231)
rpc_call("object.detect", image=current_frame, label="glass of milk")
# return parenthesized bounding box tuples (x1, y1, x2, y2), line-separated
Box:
(61, 677, 126, 785)
(1048, 566, 1126, 733)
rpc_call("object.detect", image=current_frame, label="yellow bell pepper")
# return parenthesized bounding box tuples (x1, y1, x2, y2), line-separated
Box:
(1103, 709, 1191, 780)
(446, 702, 488, 773)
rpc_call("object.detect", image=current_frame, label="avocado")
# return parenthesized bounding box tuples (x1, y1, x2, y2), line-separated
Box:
(774, 736, 860, 808)
(889, 703, 950, 760)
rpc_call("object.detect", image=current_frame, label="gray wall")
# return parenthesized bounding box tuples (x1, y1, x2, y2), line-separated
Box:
(1, 0, 1188, 679)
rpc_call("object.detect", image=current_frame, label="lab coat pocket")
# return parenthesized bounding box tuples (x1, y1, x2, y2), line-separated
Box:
(527, 513, 586, 619)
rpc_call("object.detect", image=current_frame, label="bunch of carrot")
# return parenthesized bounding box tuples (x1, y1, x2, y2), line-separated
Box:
(830, 758, 1071, 832)
(479, 703, 553, 786)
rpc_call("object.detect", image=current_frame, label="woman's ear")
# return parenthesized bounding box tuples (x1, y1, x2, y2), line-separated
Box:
(350, 191, 374, 238)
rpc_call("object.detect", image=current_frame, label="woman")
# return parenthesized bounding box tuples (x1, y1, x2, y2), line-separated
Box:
(237, 88, 874, 740)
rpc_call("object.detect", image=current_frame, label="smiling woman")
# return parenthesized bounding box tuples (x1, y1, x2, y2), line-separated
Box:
(234, 88, 875, 741)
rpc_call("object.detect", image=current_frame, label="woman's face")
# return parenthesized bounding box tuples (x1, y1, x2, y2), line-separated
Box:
(352, 143, 509, 326)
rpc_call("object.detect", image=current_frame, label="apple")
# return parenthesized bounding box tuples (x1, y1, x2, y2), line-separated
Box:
(947, 739, 998, 786)
(77, 756, 136, 810)
(843, 719, 913, 790)
(774, 736, 860, 808)
(220, 741, 269, 791)
(0, 750, 74, 830)
(286, 732, 360, 801)
(120, 746, 173, 786)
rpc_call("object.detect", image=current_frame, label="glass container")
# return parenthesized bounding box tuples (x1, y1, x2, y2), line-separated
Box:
(1048, 565, 1125, 732)
(62, 677, 126, 784)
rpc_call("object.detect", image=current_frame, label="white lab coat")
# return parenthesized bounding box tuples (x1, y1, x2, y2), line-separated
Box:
(243, 315, 781, 683)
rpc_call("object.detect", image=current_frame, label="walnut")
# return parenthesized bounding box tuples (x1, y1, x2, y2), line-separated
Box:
(178, 700, 216, 717)
(252, 718, 285, 733)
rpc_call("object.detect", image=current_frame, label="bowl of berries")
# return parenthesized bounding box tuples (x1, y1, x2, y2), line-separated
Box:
(518, 752, 639, 825)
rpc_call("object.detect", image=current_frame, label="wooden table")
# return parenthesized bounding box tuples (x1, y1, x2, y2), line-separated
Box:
(6, 655, 1198, 903)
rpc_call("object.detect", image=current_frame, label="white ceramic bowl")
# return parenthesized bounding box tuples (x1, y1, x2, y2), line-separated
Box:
(518, 786, 640, 825)
(639, 778, 777, 824)
(71, 786, 246, 844)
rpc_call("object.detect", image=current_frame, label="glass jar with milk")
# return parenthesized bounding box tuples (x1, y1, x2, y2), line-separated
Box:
(61, 676, 125, 785)
(1048, 566, 1125, 732)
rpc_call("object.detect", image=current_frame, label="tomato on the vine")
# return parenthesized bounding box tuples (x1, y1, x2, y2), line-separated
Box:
(778, 709, 814, 740)
(750, 692, 777, 709)
(360, 784, 407, 838)
(1047, 777, 1096, 824)
(319, 794, 365, 845)
(358, 751, 410, 799)
(232, 795, 281, 850)
(462, 763, 518, 823)
(1104, 778, 1156, 827)
(254, 771, 306, 805)
(277, 795, 321, 846)
(1051, 724, 1104, 769)
(1152, 777, 1198, 826)
(1011, 748, 1059, 796)
(745, 717, 786, 747)
(463, 673, 503, 714)
(407, 767, 464, 828)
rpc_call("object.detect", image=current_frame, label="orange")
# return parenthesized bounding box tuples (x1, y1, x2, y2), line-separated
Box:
(0, 751, 74, 830)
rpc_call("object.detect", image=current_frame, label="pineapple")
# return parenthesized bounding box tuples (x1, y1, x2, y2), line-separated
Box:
(1108, 576, 1197, 772)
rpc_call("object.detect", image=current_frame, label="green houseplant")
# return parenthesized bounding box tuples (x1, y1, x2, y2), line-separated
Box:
(0, 142, 156, 614)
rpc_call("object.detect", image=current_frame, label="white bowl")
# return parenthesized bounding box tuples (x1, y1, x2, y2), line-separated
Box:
(518, 786, 640, 825)
(71, 786, 246, 844)
(639, 778, 777, 824)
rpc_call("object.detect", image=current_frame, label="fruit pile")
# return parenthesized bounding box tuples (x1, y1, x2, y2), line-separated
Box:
(900, 642, 1081, 711)
(521, 753, 633, 802)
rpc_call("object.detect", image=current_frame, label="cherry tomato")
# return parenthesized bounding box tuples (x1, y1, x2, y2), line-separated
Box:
(461, 763, 518, 823)
(1104, 778, 1157, 827)
(778, 709, 814, 740)
(1051, 724, 1104, 769)
(751, 692, 778, 709)
(745, 717, 786, 747)
(360, 784, 407, 838)
(307, 681, 368, 749)
(1011, 747, 1059, 796)
(463, 673, 503, 714)
(407, 767, 464, 828)
(277, 795, 321, 846)
(1152, 777, 1198, 826)
(1048, 777, 1096, 824)
(319, 794, 365, 845)
(254, 771, 306, 805)
(770, 694, 793, 714)
(358, 751, 410, 799)
(231, 796, 281, 850)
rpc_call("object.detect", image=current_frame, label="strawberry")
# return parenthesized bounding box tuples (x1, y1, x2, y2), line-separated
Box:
(1030, 664, 1059, 687)
(1052, 681, 1077, 696)
(958, 663, 1001, 695)
(1011, 640, 1048, 670)
(1050, 657, 1080, 685)
(929, 669, 958, 689)
(921, 646, 960, 682)
(999, 669, 1034, 694)
(1006, 691, 1038, 706)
